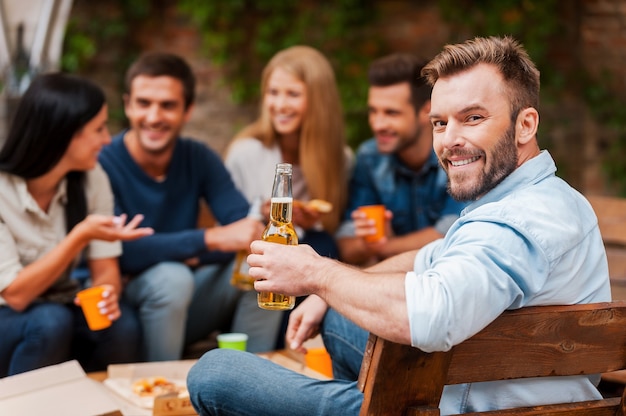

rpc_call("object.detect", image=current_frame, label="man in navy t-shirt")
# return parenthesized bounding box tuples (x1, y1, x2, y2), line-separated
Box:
(99, 52, 266, 361)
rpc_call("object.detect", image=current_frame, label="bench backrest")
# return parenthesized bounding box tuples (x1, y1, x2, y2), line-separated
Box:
(358, 302, 626, 416)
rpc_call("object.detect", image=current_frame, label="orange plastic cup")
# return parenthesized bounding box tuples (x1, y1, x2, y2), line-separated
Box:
(357, 204, 386, 242)
(305, 347, 333, 378)
(76, 286, 112, 331)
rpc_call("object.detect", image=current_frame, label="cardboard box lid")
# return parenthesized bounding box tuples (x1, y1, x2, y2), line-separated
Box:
(104, 360, 198, 416)
(0, 360, 121, 416)
(107, 360, 197, 380)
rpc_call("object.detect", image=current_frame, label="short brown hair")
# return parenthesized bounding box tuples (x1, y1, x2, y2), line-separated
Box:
(125, 52, 196, 109)
(368, 53, 432, 113)
(422, 36, 540, 117)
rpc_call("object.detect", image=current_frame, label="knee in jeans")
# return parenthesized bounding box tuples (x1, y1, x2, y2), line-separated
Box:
(188, 350, 236, 398)
(187, 348, 239, 408)
(140, 262, 195, 307)
(28, 305, 73, 342)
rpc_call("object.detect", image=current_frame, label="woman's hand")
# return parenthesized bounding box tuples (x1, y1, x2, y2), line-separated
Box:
(292, 204, 322, 230)
(74, 283, 121, 322)
(74, 213, 154, 243)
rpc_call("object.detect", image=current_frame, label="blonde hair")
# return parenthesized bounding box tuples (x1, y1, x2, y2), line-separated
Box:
(232, 45, 348, 232)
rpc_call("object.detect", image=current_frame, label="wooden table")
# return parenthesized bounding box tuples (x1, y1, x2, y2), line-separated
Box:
(258, 349, 331, 380)
(88, 349, 329, 382)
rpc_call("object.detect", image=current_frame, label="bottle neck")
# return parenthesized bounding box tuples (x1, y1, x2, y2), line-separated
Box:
(269, 163, 293, 223)
(271, 172, 292, 197)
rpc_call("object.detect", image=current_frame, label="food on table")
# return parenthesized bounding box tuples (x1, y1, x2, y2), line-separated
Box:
(131, 376, 184, 397)
(295, 199, 333, 213)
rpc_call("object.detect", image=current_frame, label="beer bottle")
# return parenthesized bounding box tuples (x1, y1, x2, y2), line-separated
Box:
(258, 163, 298, 310)
(230, 197, 263, 290)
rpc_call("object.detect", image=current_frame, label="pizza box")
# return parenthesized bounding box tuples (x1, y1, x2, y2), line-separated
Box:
(104, 360, 198, 416)
(0, 360, 121, 416)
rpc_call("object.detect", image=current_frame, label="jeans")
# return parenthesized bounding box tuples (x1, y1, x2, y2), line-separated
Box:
(0, 301, 141, 377)
(124, 260, 282, 361)
(275, 229, 341, 350)
(187, 308, 367, 415)
(229, 290, 284, 353)
(320, 308, 368, 381)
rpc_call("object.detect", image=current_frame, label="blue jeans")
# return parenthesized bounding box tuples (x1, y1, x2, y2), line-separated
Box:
(229, 290, 284, 353)
(187, 308, 368, 415)
(0, 301, 140, 377)
(275, 230, 341, 350)
(124, 260, 282, 361)
(187, 261, 283, 354)
(321, 308, 368, 381)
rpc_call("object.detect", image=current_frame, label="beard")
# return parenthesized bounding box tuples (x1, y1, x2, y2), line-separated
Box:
(442, 122, 518, 202)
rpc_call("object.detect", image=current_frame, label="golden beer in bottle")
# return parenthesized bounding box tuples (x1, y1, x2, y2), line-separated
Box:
(258, 163, 298, 310)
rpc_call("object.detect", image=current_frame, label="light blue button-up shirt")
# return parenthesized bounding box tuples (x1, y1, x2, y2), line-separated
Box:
(405, 150, 611, 413)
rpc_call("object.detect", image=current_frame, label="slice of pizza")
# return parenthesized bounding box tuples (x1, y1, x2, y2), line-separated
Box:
(131, 376, 182, 397)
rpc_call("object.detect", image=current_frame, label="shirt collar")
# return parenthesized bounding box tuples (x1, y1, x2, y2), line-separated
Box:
(13, 174, 68, 214)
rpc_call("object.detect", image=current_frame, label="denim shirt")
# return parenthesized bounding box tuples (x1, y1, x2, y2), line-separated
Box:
(405, 150, 610, 413)
(338, 138, 466, 238)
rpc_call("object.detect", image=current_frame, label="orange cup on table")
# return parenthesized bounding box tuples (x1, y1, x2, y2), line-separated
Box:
(357, 204, 386, 243)
(305, 347, 333, 378)
(76, 286, 112, 331)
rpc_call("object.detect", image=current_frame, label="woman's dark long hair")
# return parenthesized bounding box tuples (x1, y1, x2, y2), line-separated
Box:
(0, 73, 106, 232)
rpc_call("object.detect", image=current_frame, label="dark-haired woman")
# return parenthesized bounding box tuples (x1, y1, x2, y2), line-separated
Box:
(0, 73, 153, 377)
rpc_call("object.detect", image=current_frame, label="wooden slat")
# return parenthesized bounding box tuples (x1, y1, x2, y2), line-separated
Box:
(359, 337, 450, 416)
(446, 302, 626, 384)
(459, 397, 622, 416)
(359, 302, 626, 416)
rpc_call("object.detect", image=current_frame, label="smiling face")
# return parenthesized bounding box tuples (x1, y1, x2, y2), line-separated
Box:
(430, 63, 520, 201)
(63, 104, 111, 171)
(368, 83, 421, 154)
(124, 75, 192, 155)
(368, 82, 433, 169)
(264, 67, 307, 138)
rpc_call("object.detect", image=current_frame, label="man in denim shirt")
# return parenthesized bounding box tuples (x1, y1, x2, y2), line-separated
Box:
(337, 54, 466, 266)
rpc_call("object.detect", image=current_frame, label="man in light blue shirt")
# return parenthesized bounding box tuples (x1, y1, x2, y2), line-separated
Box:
(186, 36, 610, 415)
(337, 54, 466, 266)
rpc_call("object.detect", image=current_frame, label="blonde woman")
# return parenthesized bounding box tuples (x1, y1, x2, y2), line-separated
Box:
(225, 45, 352, 348)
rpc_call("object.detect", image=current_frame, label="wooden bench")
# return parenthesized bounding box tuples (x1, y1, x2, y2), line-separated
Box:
(357, 301, 626, 416)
